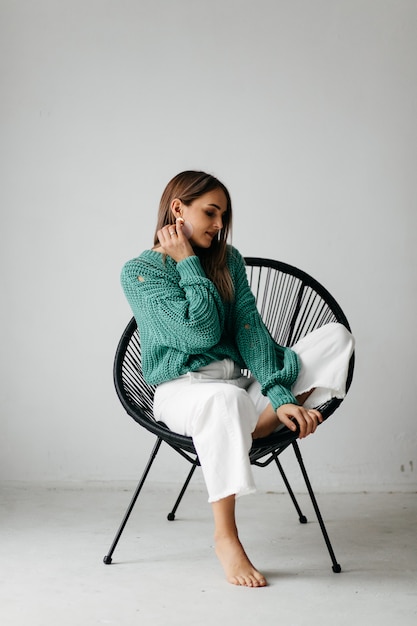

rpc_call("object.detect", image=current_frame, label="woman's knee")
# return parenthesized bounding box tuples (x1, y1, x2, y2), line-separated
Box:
(204, 386, 258, 431)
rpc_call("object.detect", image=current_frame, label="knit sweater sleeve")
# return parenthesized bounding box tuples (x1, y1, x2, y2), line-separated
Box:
(229, 248, 300, 410)
(121, 252, 225, 353)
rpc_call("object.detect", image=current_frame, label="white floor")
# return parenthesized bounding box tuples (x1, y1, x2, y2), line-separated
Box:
(1, 482, 416, 626)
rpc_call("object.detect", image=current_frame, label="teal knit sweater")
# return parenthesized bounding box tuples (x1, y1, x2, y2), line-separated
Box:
(121, 245, 300, 410)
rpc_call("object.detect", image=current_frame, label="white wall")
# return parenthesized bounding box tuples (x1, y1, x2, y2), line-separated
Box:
(1, 0, 416, 492)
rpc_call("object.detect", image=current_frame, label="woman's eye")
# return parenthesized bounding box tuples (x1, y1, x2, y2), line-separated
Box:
(206, 211, 215, 217)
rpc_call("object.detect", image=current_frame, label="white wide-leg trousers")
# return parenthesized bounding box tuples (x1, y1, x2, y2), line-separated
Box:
(153, 323, 354, 503)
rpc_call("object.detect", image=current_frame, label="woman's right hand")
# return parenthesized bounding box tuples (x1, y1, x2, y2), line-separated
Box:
(157, 219, 194, 263)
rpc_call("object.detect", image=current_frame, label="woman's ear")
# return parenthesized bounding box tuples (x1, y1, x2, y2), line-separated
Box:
(170, 198, 182, 218)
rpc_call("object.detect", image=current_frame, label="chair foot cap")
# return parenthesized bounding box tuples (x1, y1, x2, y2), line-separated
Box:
(167, 513, 175, 521)
(332, 564, 342, 573)
(299, 515, 308, 524)
(103, 556, 112, 564)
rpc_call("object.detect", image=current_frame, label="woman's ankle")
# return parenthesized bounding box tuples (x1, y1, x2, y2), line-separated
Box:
(252, 408, 279, 439)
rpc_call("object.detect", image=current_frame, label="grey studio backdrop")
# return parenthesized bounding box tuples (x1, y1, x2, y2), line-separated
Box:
(1, 0, 416, 494)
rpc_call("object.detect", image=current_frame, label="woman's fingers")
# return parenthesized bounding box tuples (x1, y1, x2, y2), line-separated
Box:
(159, 221, 186, 242)
(157, 223, 193, 262)
(276, 404, 323, 439)
(298, 407, 322, 437)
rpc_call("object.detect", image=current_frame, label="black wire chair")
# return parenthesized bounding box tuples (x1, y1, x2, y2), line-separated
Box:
(103, 257, 354, 572)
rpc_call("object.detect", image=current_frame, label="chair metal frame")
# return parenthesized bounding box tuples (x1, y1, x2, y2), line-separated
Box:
(103, 257, 354, 573)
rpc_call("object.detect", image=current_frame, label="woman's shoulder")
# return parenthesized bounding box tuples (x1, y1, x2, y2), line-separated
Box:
(121, 249, 167, 281)
(123, 249, 164, 267)
(226, 244, 246, 269)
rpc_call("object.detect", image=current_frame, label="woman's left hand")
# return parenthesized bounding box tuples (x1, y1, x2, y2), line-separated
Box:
(276, 404, 323, 439)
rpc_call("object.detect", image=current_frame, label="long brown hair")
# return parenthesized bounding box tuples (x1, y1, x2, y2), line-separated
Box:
(154, 171, 234, 301)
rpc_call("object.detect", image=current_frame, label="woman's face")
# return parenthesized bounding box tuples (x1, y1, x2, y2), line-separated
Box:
(174, 188, 228, 248)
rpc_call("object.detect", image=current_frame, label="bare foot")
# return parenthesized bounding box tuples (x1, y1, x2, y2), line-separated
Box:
(215, 535, 267, 587)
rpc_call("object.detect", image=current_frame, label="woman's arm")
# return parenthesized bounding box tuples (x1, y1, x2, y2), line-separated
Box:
(121, 254, 225, 354)
(229, 248, 300, 410)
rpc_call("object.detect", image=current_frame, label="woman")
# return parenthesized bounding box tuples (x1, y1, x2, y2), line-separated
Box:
(121, 171, 354, 588)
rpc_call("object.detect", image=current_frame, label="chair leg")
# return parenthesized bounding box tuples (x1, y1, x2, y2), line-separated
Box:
(274, 456, 307, 524)
(167, 463, 198, 521)
(292, 441, 342, 573)
(103, 437, 163, 564)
